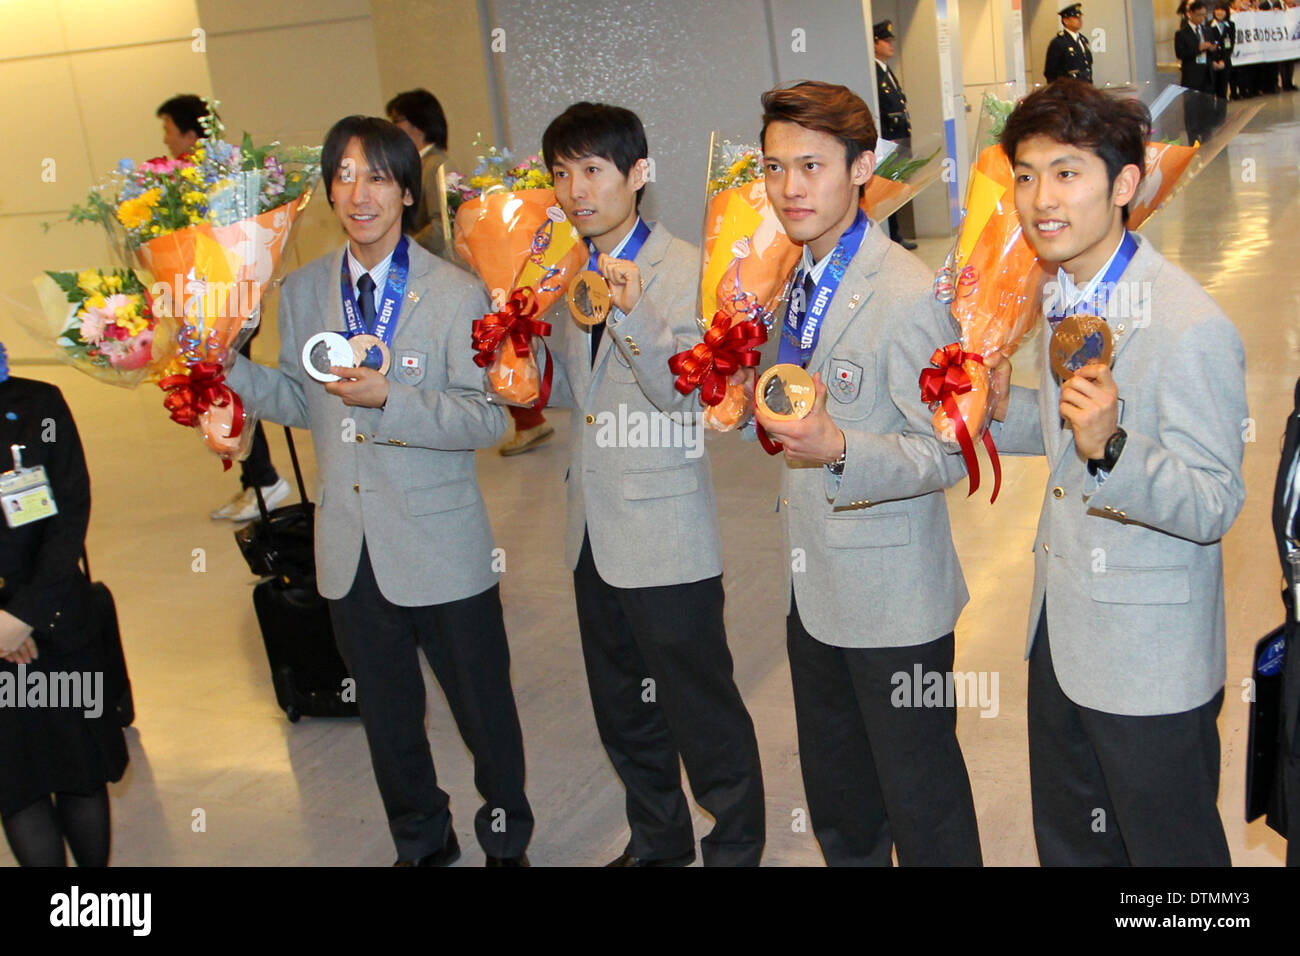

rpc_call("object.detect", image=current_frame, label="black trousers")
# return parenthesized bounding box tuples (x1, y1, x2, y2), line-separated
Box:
(238, 338, 278, 490)
(786, 597, 982, 866)
(328, 544, 532, 860)
(573, 533, 765, 865)
(1027, 609, 1229, 866)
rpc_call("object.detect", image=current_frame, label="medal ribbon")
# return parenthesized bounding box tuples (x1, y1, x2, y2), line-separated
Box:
(777, 209, 869, 368)
(340, 236, 410, 346)
(1047, 230, 1137, 328)
(587, 217, 652, 272)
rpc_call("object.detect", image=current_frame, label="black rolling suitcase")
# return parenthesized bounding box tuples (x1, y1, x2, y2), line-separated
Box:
(81, 551, 134, 727)
(235, 427, 359, 723)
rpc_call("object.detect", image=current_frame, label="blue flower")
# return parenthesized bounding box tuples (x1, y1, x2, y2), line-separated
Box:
(116, 158, 135, 174)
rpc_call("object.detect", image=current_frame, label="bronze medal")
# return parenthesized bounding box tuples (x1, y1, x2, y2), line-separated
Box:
(349, 333, 392, 375)
(1049, 314, 1113, 382)
(567, 270, 612, 327)
(756, 364, 816, 421)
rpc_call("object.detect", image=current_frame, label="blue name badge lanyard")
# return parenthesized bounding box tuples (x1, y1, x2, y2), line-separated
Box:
(339, 235, 411, 348)
(1046, 230, 1138, 328)
(588, 218, 652, 272)
(778, 209, 869, 368)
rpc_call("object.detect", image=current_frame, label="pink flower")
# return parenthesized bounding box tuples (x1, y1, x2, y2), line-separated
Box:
(139, 156, 191, 175)
(78, 309, 107, 344)
(103, 328, 154, 370)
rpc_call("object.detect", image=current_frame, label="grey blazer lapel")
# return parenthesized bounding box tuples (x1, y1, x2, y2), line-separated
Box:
(585, 222, 670, 402)
(807, 220, 886, 375)
(1106, 237, 1159, 370)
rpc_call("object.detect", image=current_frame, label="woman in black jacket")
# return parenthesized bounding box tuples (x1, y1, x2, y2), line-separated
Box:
(0, 346, 127, 866)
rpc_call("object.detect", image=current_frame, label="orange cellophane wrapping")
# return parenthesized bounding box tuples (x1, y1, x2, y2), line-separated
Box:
(138, 198, 308, 365)
(934, 144, 1048, 445)
(698, 179, 800, 430)
(141, 197, 308, 461)
(455, 189, 585, 406)
(860, 176, 913, 222)
(1127, 141, 1199, 230)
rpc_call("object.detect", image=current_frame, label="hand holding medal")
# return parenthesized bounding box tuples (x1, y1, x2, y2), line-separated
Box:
(753, 365, 845, 465)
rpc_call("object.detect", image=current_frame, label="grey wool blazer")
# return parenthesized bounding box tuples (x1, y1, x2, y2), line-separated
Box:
(995, 235, 1247, 716)
(749, 220, 971, 649)
(542, 221, 724, 589)
(226, 240, 507, 607)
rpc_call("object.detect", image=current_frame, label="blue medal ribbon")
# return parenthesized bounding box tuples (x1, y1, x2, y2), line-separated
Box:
(339, 236, 411, 365)
(587, 217, 652, 270)
(1046, 230, 1138, 328)
(778, 209, 869, 368)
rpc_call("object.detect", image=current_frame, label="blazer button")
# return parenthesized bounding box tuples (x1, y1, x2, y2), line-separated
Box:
(781, 497, 788, 506)
(1052, 486, 1064, 499)
(630, 347, 642, 356)
(624, 336, 634, 344)
(355, 434, 366, 443)
(1043, 543, 1050, 553)
(353, 483, 360, 493)
(585, 414, 595, 425)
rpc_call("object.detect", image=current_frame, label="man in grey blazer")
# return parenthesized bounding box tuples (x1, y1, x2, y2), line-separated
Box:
(749, 81, 981, 866)
(536, 102, 764, 866)
(991, 81, 1246, 865)
(226, 116, 532, 867)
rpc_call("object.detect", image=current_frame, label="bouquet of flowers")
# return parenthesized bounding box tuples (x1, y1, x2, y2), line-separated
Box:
(672, 137, 800, 431)
(62, 100, 320, 464)
(453, 140, 587, 408)
(924, 83, 1261, 502)
(860, 138, 945, 222)
(33, 267, 166, 387)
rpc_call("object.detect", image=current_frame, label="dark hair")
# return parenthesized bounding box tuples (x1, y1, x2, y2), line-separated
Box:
(542, 102, 649, 209)
(760, 81, 878, 197)
(1000, 80, 1150, 223)
(385, 89, 448, 152)
(322, 116, 422, 232)
(156, 94, 210, 136)
(1187, 0, 1206, 11)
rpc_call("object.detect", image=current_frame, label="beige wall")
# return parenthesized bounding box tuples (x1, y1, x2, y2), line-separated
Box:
(0, 0, 212, 359)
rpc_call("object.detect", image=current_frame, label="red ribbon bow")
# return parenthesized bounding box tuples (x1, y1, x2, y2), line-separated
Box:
(470, 287, 554, 410)
(919, 343, 1002, 503)
(159, 361, 244, 471)
(668, 311, 768, 407)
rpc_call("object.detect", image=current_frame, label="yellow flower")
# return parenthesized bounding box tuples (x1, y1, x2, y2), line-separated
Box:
(86, 293, 107, 310)
(76, 269, 103, 294)
(116, 309, 149, 336)
(102, 273, 123, 293)
(183, 190, 205, 205)
(116, 189, 161, 229)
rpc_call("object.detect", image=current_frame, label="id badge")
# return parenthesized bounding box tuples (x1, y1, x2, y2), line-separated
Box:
(1, 465, 58, 529)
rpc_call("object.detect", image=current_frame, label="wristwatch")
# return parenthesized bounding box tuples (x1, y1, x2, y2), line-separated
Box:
(1087, 427, 1127, 477)
(827, 446, 847, 477)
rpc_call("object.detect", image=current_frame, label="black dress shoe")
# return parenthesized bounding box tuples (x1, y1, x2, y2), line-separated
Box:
(486, 853, 530, 867)
(393, 831, 461, 867)
(899, 238, 919, 251)
(605, 848, 696, 867)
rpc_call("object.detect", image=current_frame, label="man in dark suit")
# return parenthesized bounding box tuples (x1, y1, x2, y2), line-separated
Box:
(1044, 4, 1094, 84)
(874, 19, 917, 250)
(1177, 1, 1220, 144)
(1276, 377, 1300, 864)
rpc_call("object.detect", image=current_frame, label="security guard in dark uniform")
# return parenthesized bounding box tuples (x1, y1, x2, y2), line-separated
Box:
(873, 19, 916, 250)
(1044, 4, 1093, 84)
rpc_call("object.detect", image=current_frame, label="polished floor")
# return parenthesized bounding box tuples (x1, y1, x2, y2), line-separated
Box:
(4, 94, 1299, 867)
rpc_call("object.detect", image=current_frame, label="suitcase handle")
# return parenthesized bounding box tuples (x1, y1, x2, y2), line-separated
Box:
(253, 425, 311, 522)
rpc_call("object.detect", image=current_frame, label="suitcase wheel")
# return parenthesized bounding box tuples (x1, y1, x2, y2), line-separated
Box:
(286, 705, 302, 723)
